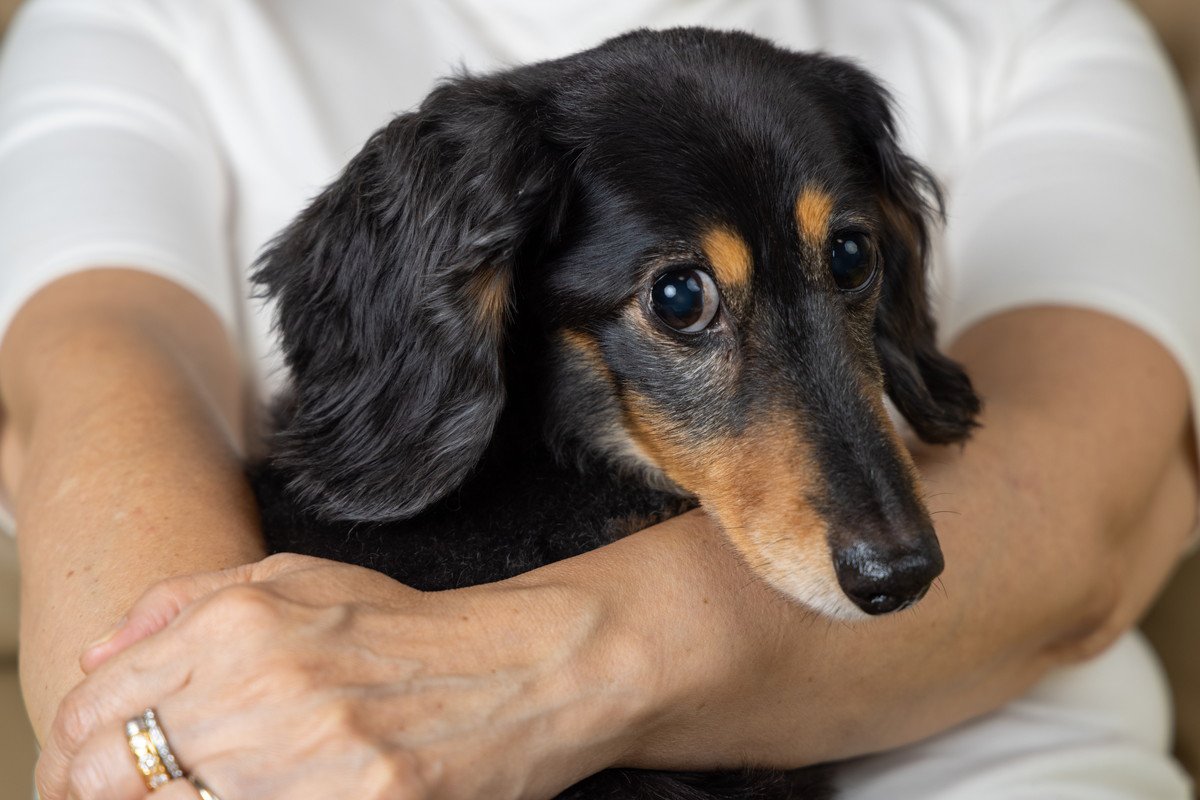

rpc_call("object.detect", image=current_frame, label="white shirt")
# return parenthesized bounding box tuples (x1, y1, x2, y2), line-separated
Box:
(0, 2, 1196, 797)
(1, 0, 1198, 410)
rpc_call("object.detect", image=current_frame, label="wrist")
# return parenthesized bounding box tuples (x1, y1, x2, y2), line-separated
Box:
(481, 574, 658, 787)
(503, 511, 757, 771)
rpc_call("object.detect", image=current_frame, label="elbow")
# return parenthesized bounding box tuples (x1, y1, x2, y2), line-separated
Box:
(1039, 438, 1198, 667)
(1041, 559, 1126, 667)
(1042, 517, 1195, 668)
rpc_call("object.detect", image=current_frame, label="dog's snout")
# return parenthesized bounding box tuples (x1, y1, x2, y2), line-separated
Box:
(834, 531, 944, 616)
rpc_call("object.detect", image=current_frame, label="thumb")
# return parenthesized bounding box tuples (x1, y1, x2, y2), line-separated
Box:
(79, 564, 252, 673)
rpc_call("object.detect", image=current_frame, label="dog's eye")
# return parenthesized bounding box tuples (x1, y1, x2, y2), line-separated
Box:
(829, 233, 876, 292)
(651, 269, 720, 333)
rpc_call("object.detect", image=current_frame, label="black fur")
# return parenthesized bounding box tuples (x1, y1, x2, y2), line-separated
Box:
(253, 27, 980, 800)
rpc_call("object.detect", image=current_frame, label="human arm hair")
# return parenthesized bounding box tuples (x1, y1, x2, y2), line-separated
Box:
(0, 268, 266, 739)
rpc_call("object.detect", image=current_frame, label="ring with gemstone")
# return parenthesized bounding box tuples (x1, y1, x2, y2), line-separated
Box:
(124, 708, 184, 790)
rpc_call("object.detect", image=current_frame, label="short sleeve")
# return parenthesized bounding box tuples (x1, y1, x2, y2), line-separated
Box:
(0, 0, 236, 345)
(942, 0, 1200, 437)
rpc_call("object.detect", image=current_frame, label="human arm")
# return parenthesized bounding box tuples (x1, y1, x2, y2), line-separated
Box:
(0, 268, 265, 739)
(0, 0, 267, 738)
(609, 305, 1197, 767)
(37, 305, 1198, 800)
(20, 0, 1200, 794)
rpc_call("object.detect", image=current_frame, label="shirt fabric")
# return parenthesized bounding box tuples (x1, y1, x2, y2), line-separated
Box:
(0, 0, 1197, 797)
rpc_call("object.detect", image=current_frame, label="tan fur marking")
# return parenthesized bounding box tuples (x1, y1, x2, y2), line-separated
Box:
(466, 268, 512, 332)
(558, 329, 667, 469)
(621, 396, 851, 614)
(700, 227, 753, 289)
(560, 329, 612, 382)
(880, 197, 923, 266)
(795, 188, 835, 248)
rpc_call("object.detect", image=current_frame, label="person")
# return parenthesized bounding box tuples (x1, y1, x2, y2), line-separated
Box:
(0, 0, 1197, 797)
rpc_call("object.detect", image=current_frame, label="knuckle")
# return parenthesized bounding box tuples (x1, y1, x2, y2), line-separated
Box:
(312, 701, 425, 798)
(65, 749, 108, 800)
(253, 552, 327, 583)
(141, 575, 188, 607)
(33, 756, 60, 800)
(363, 751, 424, 799)
(205, 584, 283, 629)
(52, 689, 95, 752)
(315, 697, 367, 741)
(259, 552, 310, 572)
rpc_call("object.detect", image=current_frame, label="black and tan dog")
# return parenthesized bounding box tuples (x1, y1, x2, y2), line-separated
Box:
(252, 27, 980, 799)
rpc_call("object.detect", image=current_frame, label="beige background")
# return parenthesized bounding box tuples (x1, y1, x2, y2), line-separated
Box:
(0, 536, 31, 800)
(0, 0, 1196, 798)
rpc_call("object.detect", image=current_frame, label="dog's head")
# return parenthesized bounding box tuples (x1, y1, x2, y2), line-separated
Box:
(255, 28, 980, 618)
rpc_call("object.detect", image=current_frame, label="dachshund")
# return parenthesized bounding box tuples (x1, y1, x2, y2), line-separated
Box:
(251, 27, 980, 800)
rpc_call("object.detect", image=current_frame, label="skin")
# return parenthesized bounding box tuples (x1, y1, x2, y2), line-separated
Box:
(0, 269, 266, 741)
(3, 270, 1196, 799)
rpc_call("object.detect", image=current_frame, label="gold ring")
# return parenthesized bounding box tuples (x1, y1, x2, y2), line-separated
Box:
(125, 716, 172, 790)
(189, 775, 224, 800)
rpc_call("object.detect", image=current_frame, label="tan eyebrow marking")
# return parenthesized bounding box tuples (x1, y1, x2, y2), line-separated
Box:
(700, 226, 753, 289)
(560, 328, 612, 382)
(465, 267, 512, 333)
(795, 188, 835, 248)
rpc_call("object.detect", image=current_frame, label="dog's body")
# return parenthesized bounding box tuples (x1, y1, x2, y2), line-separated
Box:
(257, 413, 693, 591)
(253, 27, 979, 799)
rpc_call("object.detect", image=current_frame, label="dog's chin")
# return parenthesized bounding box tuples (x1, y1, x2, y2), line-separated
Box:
(603, 449, 877, 620)
(762, 570, 869, 621)
(730, 526, 871, 620)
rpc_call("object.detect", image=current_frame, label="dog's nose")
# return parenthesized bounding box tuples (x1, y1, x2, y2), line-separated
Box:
(834, 534, 944, 616)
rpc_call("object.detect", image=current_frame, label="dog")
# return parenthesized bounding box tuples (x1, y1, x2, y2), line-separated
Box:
(251, 27, 981, 799)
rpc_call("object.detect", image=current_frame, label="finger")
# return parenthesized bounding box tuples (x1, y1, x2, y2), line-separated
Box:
(65, 720, 155, 800)
(149, 777, 205, 800)
(82, 564, 254, 673)
(41, 636, 191, 800)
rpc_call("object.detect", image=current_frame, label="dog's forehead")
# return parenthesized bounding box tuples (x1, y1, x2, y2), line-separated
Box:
(538, 34, 891, 307)
(578, 99, 845, 207)
(548, 41, 874, 201)
(569, 117, 874, 276)
(557, 102, 874, 259)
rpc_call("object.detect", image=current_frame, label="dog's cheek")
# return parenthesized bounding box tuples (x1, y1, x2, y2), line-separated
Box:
(546, 329, 665, 470)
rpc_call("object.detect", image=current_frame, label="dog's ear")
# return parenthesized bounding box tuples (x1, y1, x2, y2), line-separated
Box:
(871, 135, 980, 444)
(826, 65, 981, 444)
(254, 77, 566, 521)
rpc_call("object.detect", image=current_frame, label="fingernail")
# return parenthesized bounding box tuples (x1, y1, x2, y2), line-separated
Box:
(84, 615, 127, 652)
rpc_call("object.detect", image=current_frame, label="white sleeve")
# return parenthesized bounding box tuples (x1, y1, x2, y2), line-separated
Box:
(942, 0, 1200, 444)
(0, 0, 237, 344)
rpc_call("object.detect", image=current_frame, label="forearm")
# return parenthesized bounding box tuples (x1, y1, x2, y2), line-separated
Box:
(0, 269, 266, 739)
(514, 307, 1198, 770)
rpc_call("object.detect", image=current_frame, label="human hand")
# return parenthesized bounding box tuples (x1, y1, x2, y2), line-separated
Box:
(37, 553, 649, 800)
